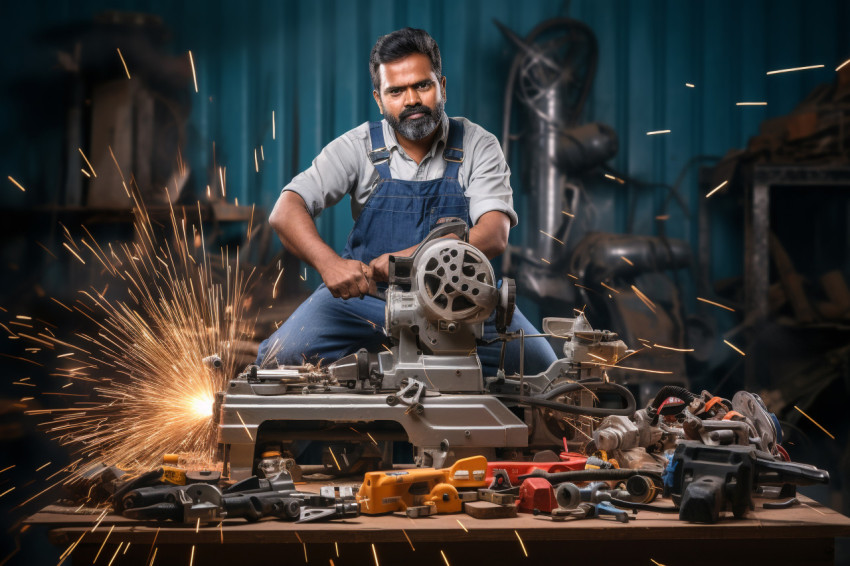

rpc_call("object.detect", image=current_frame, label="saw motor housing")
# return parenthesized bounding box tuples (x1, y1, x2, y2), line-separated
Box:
(375, 223, 514, 393)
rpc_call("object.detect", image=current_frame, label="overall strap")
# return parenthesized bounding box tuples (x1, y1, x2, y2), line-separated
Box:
(442, 118, 464, 179)
(367, 121, 392, 179)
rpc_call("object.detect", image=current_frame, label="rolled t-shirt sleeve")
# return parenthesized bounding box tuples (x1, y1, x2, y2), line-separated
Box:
(282, 133, 360, 217)
(463, 128, 519, 228)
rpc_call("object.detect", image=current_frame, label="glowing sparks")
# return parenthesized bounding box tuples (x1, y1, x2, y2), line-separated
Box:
(78, 148, 97, 177)
(116, 48, 131, 79)
(653, 344, 694, 352)
(328, 446, 342, 470)
(600, 282, 620, 294)
(540, 258, 551, 264)
(107, 542, 124, 566)
(697, 296, 735, 312)
(723, 339, 746, 356)
(93, 525, 114, 563)
(793, 405, 835, 439)
(456, 519, 468, 532)
(272, 268, 284, 299)
(401, 529, 415, 551)
(188, 51, 199, 92)
(7, 176, 26, 192)
(236, 411, 254, 441)
(62, 242, 86, 265)
(272, 111, 276, 139)
(561, 210, 574, 217)
(81, 168, 91, 178)
(35, 461, 51, 472)
(366, 432, 378, 445)
(0, 487, 15, 498)
(514, 530, 528, 557)
(189, 545, 195, 566)
(254, 148, 259, 173)
(28, 188, 256, 477)
(736, 102, 767, 106)
(646, 130, 670, 135)
(538, 230, 564, 245)
(371, 543, 379, 566)
(604, 173, 625, 184)
(705, 180, 728, 198)
(651, 560, 667, 566)
(441, 550, 451, 566)
(837, 58, 850, 72)
(335, 541, 339, 556)
(620, 256, 633, 266)
(767, 64, 824, 75)
(588, 362, 673, 375)
(631, 285, 657, 314)
(58, 530, 87, 562)
(685, 83, 695, 88)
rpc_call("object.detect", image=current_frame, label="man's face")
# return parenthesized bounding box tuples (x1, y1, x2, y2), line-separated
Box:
(373, 53, 446, 142)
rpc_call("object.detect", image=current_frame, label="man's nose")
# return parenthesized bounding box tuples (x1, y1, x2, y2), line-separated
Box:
(403, 87, 421, 106)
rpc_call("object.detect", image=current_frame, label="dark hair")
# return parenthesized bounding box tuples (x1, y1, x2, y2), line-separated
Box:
(369, 28, 442, 91)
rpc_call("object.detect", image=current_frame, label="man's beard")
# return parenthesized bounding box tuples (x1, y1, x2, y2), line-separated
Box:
(385, 99, 445, 141)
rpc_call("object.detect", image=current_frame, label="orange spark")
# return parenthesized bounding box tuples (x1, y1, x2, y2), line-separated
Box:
(539, 230, 564, 245)
(7, 176, 26, 192)
(697, 296, 735, 312)
(793, 405, 835, 440)
(116, 48, 131, 79)
(767, 64, 824, 75)
(188, 51, 198, 92)
(78, 148, 97, 177)
(723, 339, 746, 356)
(514, 530, 528, 557)
(706, 180, 728, 197)
(653, 344, 694, 352)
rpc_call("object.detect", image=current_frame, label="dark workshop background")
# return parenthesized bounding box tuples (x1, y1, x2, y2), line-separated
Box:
(1, 0, 850, 563)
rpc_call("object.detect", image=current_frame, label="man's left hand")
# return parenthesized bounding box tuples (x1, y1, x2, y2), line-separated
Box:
(368, 253, 392, 282)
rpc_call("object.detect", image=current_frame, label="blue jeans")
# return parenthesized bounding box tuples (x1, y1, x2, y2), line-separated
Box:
(256, 284, 558, 377)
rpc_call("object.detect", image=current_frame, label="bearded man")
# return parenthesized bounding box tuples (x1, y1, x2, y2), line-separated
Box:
(257, 27, 556, 376)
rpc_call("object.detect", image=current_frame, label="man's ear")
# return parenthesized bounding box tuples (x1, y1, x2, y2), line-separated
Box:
(372, 90, 384, 115)
(440, 75, 447, 102)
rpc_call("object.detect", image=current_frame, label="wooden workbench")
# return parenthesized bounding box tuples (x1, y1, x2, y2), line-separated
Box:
(28, 492, 850, 566)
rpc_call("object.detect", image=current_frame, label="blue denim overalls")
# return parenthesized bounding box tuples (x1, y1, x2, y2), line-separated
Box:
(256, 119, 556, 376)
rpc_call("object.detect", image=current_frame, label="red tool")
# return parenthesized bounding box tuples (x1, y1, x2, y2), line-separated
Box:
(518, 477, 558, 514)
(485, 455, 587, 485)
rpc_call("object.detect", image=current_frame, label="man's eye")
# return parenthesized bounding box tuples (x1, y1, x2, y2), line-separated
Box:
(417, 82, 431, 90)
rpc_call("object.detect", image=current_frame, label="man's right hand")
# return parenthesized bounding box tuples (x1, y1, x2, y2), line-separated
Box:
(319, 257, 373, 300)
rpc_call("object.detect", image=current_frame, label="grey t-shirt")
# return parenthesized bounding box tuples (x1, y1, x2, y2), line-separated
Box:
(282, 114, 518, 227)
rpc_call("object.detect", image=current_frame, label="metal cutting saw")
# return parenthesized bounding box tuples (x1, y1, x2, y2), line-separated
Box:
(215, 221, 636, 480)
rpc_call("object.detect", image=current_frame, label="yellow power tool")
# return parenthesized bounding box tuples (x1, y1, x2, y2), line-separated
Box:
(356, 456, 488, 514)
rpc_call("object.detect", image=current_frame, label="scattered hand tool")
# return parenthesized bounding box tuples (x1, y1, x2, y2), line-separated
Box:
(356, 456, 488, 515)
(119, 471, 359, 524)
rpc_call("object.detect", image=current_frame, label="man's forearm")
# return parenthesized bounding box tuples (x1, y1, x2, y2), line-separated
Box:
(468, 210, 510, 259)
(270, 191, 373, 299)
(270, 191, 340, 269)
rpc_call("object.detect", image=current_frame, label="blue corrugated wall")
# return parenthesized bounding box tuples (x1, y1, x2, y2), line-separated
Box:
(1, 0, 848, 289)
